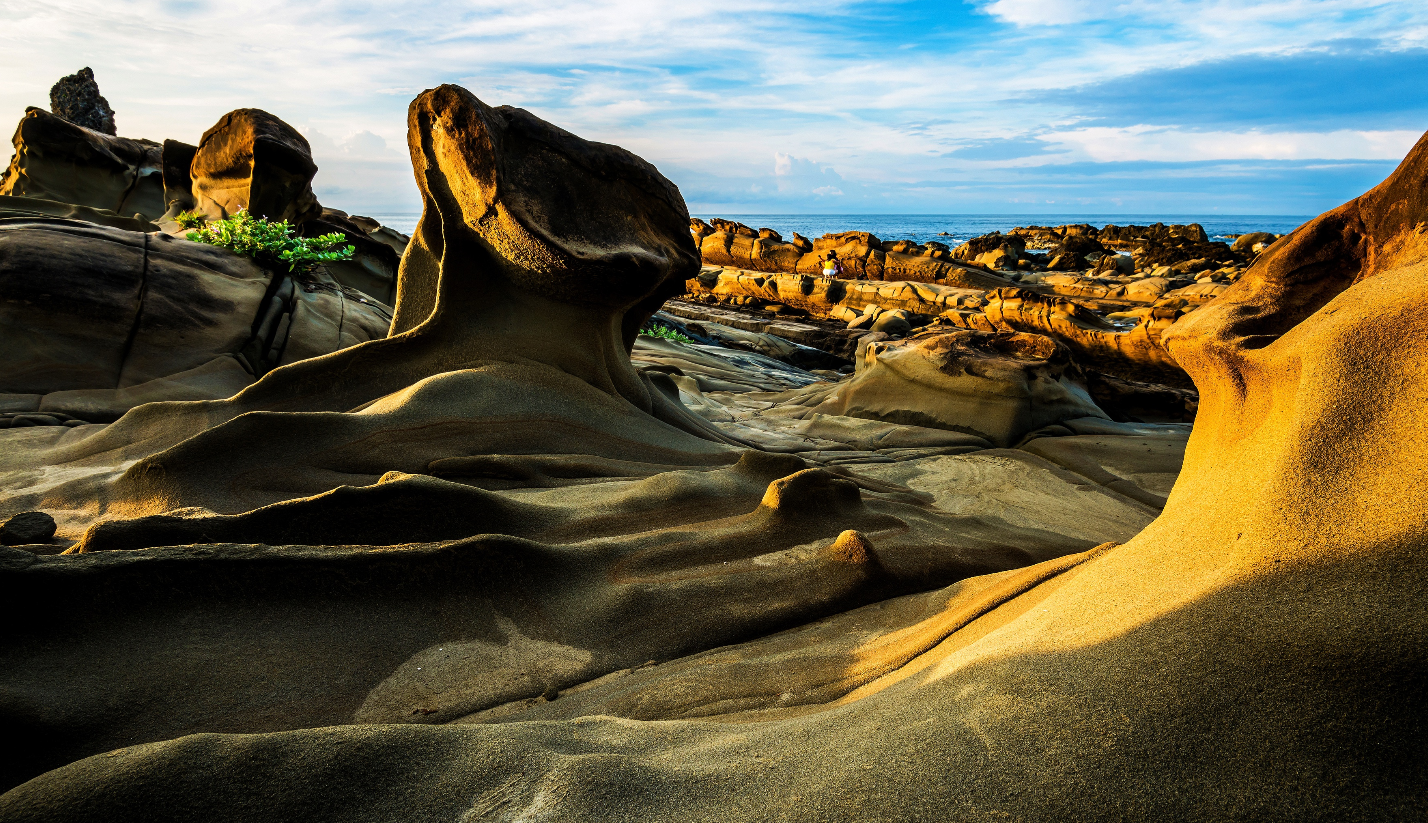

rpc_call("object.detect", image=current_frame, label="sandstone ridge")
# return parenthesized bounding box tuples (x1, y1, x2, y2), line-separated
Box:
(2, 89, 1421, 820)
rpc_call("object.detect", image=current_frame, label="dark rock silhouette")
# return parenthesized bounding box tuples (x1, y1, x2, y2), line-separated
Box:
(48, 67, 116, 135)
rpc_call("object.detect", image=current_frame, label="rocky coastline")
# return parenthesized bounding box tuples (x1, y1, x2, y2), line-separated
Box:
(0, 69, 1423, 822)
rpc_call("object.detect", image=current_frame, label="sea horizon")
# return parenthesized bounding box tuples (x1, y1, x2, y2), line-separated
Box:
(364, 212, 1312, 243)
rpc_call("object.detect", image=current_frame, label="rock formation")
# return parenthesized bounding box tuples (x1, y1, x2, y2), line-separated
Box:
(0, 107, 165, 220)
(188, 108, 322, 225)
(0, 216, 392, 421)
(0, 86, 1183, 802)
(692, 217, 1012, 287)
(6, 88, 1422, 820)
(0, 104, 409, 411)
(48, 67, 115, 135)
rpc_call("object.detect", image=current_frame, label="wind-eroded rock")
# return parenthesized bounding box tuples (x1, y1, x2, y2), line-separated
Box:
(48, 67, 116, 135)
(0, 217, 392, 421)
(189, 108, 321, 225)
(10, 89, 1421, 822)
(0, 107, 165, 220)
(719, 328, 1108, 448)
(0, 86, 1156, 797)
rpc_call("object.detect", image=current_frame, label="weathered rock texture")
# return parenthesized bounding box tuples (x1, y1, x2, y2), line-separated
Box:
(189, 108, 321, 225)
(8, 89, 1417, 822)
(0, 217, 391, 421)
(0, 107, 165, 220)
(48, 67, 115, 135)
(687, 269, 1186, 386)
(0, 86, 1184, 803)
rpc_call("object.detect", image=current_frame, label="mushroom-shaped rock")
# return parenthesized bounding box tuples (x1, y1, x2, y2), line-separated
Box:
(6, 85, 737, 519)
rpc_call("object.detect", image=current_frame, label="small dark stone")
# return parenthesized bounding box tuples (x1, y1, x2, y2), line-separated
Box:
(542, 687, 560, 701)
(0, 511, 57, 546)
(49, 67, 116, 135)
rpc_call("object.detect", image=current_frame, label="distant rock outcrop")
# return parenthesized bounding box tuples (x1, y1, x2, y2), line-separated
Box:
(48, 67, 115, 135)
(692, 217, 1011, 287)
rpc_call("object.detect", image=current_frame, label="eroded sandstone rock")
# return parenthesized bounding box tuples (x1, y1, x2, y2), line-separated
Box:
(694, 217, 1008, 286)
(0, 88, 1170, 799)
(0, 217, 392, 421)
(15, 122, 1413, 822)
(189, 108, 321, 225)
(0, 107, 165, 220)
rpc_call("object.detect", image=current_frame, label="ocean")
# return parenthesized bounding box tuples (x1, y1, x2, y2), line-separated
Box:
(361, 213, 1312, 244)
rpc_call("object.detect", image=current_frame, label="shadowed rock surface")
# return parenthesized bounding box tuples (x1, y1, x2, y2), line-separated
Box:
(0, 217, 392, 422)
(4, 89, 1422, 820)
(0, 108, 164, 220)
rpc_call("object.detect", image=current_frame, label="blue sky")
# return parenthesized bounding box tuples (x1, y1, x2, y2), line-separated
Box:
(0, 0, 1424, 215)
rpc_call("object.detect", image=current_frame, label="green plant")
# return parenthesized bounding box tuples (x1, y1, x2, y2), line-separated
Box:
(639, 323, 696, 344)
(185, 209, 355, 274)
(174, 209, 206, 229)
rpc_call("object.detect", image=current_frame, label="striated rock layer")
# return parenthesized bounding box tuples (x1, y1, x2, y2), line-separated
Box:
(6, 91, 1424, 820)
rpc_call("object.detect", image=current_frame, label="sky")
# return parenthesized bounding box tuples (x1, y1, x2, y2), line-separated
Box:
(1, 0, 1425, 216)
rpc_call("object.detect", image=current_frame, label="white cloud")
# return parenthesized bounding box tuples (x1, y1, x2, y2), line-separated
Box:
(1044, 126, 1422, 162)
(0, 0, 1424, 213)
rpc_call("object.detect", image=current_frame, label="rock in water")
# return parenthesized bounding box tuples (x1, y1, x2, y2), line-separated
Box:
(0, 511, 56, 545)
(48, 67, 116, 135)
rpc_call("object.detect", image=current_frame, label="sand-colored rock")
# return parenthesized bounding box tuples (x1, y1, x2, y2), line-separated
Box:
(7, 124, 1420, 823)
(0, 87, 1171, 799)
(20, 89, 1424, 822)
(981, 288, 1186, 386)
(188, 108, 322, 225)
(695, 218, 1007, 285)
(703, 328, 1107, 449)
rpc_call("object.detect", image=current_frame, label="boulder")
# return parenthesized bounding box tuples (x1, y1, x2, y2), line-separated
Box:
(976, 247, 1018, 270)
(189, 109, 321, 225)
(1054, 232, 1105, 259)
(1231, 231, 1276, 254)
(48, 67, 115, 135)
(1136, 240, 1236, 271)
(1098, 222, 1208, 249)
(0, 510, 56, 545)
(0, 107, 165, 220)
(781, 328, 1107, 447)
(953, 231, 1024, 261)
(869, 310, 911, 335)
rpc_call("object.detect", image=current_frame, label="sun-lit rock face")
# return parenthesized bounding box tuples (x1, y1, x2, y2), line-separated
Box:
(189, 108, 322, 225)
(3, 93, 1424, 822)
(737, 328, 1108, 448)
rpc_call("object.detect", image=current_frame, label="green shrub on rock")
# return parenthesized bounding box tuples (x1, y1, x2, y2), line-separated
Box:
(639, 322, 696, 344)
(174, 209, 206, 229)
(186, 209, 354, 274)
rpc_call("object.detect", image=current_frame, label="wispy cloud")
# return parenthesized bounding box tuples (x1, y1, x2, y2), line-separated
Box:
(0, 0, 1424, 214)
